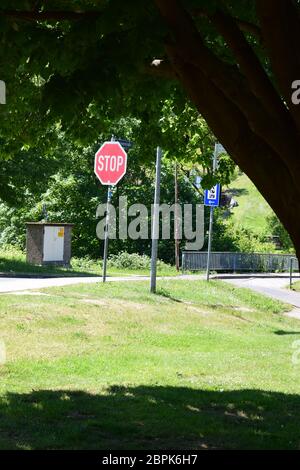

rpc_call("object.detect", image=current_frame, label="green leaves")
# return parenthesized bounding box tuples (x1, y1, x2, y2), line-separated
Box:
(159, 98, 235, 186)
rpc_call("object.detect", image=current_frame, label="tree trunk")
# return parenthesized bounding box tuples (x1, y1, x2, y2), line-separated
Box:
(155, 0, 300, 261)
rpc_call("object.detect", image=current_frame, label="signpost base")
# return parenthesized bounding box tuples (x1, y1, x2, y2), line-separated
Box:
(206, 206, 214, 282)
(102, 186, 112, 283)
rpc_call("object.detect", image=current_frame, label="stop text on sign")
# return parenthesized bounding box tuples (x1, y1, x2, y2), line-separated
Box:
(94, 141, 127, 186)
(96, 154, 124, 173)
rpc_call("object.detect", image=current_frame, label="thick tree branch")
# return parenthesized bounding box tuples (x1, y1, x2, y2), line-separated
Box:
(174, 59, 300, 249)
(257, 0, 300, 131)
(210, 6, 300, 171)
(155, 0, 300, 180)
(155, 0, 300, 247)
(233, 18, 261, 38)
(211, 8, 288, 122)
(165, 44, 300, 234)
(192, 9, 261, 39)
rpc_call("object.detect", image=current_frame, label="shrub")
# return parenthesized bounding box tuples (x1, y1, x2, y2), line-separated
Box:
(223, 224, 276, 253)
(266, 214, 294, 252)
(108, 251, 170, 270)
(71, 256, 102, 271)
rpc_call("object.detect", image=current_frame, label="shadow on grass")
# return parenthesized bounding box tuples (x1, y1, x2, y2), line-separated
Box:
(227, 188, 249, 197)
(0, 257, 98, 278)
(0, 386, 300, 450)
(156, 288, 183, 303)
(274, 330, 300, 336)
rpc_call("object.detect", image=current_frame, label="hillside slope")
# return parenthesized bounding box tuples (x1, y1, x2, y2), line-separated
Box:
(225, 173, 274, 236)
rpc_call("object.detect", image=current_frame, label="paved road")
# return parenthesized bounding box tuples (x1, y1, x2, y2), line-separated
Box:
(0, 274, 204, 294)
(216, 274, 300, 319)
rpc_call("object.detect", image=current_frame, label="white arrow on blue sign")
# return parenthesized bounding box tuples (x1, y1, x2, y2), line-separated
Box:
(204, 184, 221, 207)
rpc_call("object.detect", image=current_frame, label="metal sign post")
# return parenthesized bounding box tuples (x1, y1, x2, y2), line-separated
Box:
(94, 135, 128, 283)
(206, 207, 214, 282)
(102, 185, 113, 283)
(102, 135, 115, 283)
(150, 147, 162, 293)
(206, 143, 223, 281)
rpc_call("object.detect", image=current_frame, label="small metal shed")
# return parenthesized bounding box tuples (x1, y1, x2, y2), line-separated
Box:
(26, 222, 74, 267)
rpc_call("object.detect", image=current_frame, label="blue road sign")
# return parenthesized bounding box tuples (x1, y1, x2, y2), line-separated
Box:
(204, 184, 221, 207)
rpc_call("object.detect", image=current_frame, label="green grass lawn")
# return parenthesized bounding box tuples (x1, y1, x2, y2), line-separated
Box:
(0, 278, 300, 449)
(291, 281, 300, 292)
(227, 173, 274, 235)
(0, 246, 178, 277)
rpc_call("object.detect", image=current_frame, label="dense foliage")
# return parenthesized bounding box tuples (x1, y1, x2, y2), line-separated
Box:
(0, 0, 296, 260)
(0, 0, 250, 200)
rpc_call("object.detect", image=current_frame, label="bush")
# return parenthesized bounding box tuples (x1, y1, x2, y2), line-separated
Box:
(266, 214, 294, 252)
(0, 244, 25, 260)
(108, 251, 170, 270)
(71, 256, 102, 271)
(222, 224, 276, 253)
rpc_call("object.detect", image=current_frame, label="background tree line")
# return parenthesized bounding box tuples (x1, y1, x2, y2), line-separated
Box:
(0, 100, 292, 264)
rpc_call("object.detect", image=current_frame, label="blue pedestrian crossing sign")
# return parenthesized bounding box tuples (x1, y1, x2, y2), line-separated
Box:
(204, 184, 221, 207)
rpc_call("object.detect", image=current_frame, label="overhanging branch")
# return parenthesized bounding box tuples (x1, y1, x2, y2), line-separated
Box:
(192, 8, 261, 39)
(210, 7, 290, 123)
(172, 47, 300, 234)
(155, 0, 300, 179)
(0, 10, 100, 21)
(256, 0, 300, 131)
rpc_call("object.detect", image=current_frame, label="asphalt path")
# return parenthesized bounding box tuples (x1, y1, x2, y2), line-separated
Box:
(217, 274, 300, 319)
(0, 274, 204, 293)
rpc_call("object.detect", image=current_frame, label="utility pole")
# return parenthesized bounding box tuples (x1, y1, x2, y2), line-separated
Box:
(174, 161, 180, 272)
(150, 147, 162, 293)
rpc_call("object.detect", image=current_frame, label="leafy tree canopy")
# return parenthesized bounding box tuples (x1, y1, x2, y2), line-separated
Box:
(0, 0, 255, 147)
(1, 0, 300, 255)
(0, 0, 238, 200)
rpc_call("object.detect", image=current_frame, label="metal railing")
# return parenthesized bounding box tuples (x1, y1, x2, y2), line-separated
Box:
(182, 251, 299, 274)
(290, 257, 298, 289)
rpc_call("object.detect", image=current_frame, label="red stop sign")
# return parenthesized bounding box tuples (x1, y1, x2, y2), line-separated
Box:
(94, 142, 127, 186)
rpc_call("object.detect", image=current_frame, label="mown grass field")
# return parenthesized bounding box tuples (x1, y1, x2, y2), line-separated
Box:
(0, 278, 300, 450)
(227, 173, 274, 235)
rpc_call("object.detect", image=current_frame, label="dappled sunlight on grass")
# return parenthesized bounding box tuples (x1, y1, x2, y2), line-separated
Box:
(0, 386, 300, 449)
(0, 279, 299, 449)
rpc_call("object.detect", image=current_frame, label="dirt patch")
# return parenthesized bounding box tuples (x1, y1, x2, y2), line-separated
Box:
(8, 291, 52, 297)
(184, 304, 210, 315)
(80, 298, 146, 311)
(231, 306, 255, 313)
(81, 299, 109, 306)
